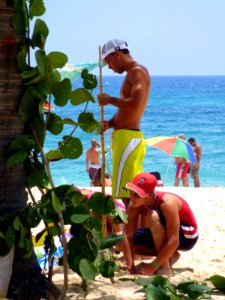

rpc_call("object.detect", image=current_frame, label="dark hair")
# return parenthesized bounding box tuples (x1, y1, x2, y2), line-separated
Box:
(109, 49, 130, 57)
(188, 137, 195, 143)
(105, 173, 111, 179)
(119, 49, 130, 55)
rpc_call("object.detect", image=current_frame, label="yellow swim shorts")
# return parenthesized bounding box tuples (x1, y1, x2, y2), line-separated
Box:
(112, 129, 146, 198)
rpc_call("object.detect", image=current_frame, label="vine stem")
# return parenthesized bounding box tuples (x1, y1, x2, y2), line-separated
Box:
(30, 123, 68, 300)
(99, 46, 107, 239)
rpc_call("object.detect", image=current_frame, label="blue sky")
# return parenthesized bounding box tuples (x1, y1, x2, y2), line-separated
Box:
(42, 0, 225, 76)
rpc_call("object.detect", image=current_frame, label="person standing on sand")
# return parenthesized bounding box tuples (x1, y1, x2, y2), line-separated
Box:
(124, 172, 198, 276)
(188, 137, 202, 187)
(86, 139, 101, 186)
(174, 134, 190, 187)
(97, 39, 150, 209)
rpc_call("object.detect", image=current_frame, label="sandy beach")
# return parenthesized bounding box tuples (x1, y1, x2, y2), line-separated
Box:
(49, 186, 225, 299)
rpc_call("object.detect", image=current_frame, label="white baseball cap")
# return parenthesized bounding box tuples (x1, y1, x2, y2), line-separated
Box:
(101, 39, 129, 60)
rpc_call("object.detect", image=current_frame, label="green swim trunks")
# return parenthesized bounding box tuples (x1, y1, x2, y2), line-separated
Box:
(112, 129, 146, 198)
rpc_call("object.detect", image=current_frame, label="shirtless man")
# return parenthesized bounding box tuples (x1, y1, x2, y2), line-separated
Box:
(97, 39, 150, 208)
(124, 172, 198, 276)
(188, 137, 202, 187)
(86, 139, 100, 186)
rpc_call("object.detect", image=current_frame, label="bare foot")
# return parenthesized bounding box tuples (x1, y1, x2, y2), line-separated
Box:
(155, 262, 174, 277)
(169, 251, 181, 267)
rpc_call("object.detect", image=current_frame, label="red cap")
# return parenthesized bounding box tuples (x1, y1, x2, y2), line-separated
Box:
(126, 173, 157, 198)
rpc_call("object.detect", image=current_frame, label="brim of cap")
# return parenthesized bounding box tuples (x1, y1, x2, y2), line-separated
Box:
(126, 182, 148, 198)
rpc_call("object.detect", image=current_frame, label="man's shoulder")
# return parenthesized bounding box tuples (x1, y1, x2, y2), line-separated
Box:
(128, 65, 150, 82)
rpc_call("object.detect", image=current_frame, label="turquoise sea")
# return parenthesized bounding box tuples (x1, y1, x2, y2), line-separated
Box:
(45, 75, 225, 188)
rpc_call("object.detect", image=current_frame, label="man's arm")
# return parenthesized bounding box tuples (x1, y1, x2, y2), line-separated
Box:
(124, 205, 141, 273)
(153, 200, 180, 266)
(100, 114, 116, 132)
(111, 223, 133, 271)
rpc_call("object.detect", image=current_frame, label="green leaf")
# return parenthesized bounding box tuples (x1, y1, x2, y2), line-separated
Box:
(92, 228, 103, 240)
(68, 253, 82, 274)
(47, 52, 68, 70)
(8, 135, 35, 155)
(206, 275, 225, 293)
(26, 163, 49, 188)
(81, 69, 98, 90)
(135, 277, 153, 287)
(70, 88, 95, 105)
(177, 281, 212, 299)
(100, 234, 124, 250)
(82, 240, 99, 262)
(62, 118, 78, 126)
(145, 284, 168, 300)
(30, 114, 45, 146)
(32, 18, 49, 49)
(52, 78, 71, 106)
(51, 191, 64, 213)
(78, 112, 99, 133)
(7, 150, 28, 167)
(99, 260, 117, 278)
(115, 205, 128, 224)
(71, 192, 85, 207)
(21, 67, 38, 80)
(79, 259, 98, 281)
(19, 88, 37, 121)
(45, 150, 63, 161)
(6, 226, 16, 249)
(48, 70, 61, 88)
(13, 216, 22, 231)
(29, 0, 46, 19)
(88, 193, 114, 215)
(13, 3, 27, 34)
(17, 45, 28, 72)
(71, 214, 91, 224)
(68, 237, 85, 258)
(35, 49, 47, 77)
(46, 113, 63, 135)
(25, 206, 41, 228)
(59, 137, 83, 159)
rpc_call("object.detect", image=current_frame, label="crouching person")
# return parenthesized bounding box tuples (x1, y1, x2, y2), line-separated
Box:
(124, 172, 199, 276)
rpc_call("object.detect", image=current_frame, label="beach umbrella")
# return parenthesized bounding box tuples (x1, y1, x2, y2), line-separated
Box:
(145, 136, 196, 184)
(145, 136, 196, 163)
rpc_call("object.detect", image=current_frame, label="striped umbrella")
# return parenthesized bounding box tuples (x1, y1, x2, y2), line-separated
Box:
(145, 136, 196, 164)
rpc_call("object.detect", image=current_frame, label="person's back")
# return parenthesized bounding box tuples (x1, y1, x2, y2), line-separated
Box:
(86, 147, 99, 165)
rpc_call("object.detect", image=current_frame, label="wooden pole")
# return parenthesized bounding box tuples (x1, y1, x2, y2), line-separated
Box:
(99, 46, 107, 238)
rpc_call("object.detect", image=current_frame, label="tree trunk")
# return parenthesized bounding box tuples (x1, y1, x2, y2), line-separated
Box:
(0, 0, 26, 212)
